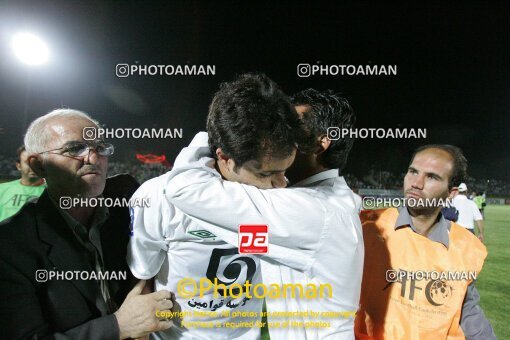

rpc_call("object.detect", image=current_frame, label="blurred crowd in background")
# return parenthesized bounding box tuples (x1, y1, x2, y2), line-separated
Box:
(1, 155, 508, 197)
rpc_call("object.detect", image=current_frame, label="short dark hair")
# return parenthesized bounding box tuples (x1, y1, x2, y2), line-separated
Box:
(410, 144, 467, 189)
(16, 145, 26, 163)
(291, 89, 356, 171)
(207, 73, 307, 168)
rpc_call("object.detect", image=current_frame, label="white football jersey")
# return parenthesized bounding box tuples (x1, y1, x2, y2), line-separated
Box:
(127, 173, 262, 340)
(163, 133, 365, 340)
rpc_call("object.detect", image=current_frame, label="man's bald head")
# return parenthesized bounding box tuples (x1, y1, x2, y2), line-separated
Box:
(24, 109, 99, 153)
(409, 144, 467, 189)
(23, 109, 107, 198)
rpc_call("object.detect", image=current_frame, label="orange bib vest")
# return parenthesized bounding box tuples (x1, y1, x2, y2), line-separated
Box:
(355, 208, 487, 340)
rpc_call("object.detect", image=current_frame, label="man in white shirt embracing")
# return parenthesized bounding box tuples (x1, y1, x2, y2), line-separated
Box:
(165, 89, 364, 340)
(127, 73, 311, 340)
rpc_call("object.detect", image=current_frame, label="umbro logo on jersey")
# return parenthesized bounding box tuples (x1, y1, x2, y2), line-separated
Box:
(188, 230, 217, 239)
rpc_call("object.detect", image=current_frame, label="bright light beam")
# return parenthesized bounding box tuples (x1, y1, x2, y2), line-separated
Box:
(11, 32, 50, 66)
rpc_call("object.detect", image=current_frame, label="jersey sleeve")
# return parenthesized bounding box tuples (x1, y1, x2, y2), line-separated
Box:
(472, 202, 483, 221)
(127, 178, 172, 279)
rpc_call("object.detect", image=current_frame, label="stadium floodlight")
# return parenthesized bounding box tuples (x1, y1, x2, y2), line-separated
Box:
(11, 32, 50, 66)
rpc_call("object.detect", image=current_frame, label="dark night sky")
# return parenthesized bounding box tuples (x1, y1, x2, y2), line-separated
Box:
(0, 1, 509, 180)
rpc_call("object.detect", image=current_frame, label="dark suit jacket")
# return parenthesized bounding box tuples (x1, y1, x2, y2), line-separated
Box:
(0, 174, 139, 339)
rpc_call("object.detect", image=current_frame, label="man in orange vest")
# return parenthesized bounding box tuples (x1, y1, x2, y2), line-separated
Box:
(355, 145, 495, 339)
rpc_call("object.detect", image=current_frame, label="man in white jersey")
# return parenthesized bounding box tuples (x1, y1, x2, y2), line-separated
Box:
(452, 183, 485, 242)
(165, 89, 363, 340)
(127, 74, 312, 339)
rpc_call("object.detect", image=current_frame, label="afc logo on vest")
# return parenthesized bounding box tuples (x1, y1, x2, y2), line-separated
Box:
(385, 269, 455, 306)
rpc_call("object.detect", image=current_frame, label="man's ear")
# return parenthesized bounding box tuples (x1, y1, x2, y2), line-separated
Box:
(215, 148, 235, 172)
(316, 134, 332, 156)
(28, 154, 46, 178)
(215, 148, 228, 163)
(15, 161, 21, 171)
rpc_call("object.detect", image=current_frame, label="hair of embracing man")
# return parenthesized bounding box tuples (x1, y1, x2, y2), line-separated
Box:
(207, 73, 312, 170)
(291, 88, 356, 172)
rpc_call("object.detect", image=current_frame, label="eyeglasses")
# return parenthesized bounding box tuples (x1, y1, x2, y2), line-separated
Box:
(39, 141, 115, 158)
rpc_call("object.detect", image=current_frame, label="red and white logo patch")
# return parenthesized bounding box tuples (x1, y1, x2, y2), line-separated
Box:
(239, 225, 268, 254)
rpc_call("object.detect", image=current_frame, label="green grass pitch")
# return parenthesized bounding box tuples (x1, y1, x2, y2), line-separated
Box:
(476, 205, 510, 339)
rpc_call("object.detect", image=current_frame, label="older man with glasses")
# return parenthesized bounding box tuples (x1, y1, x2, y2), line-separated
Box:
(0, 109, 175, 339)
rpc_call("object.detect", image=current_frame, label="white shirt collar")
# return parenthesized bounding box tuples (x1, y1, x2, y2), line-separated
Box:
(291, 169, 342, 187)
